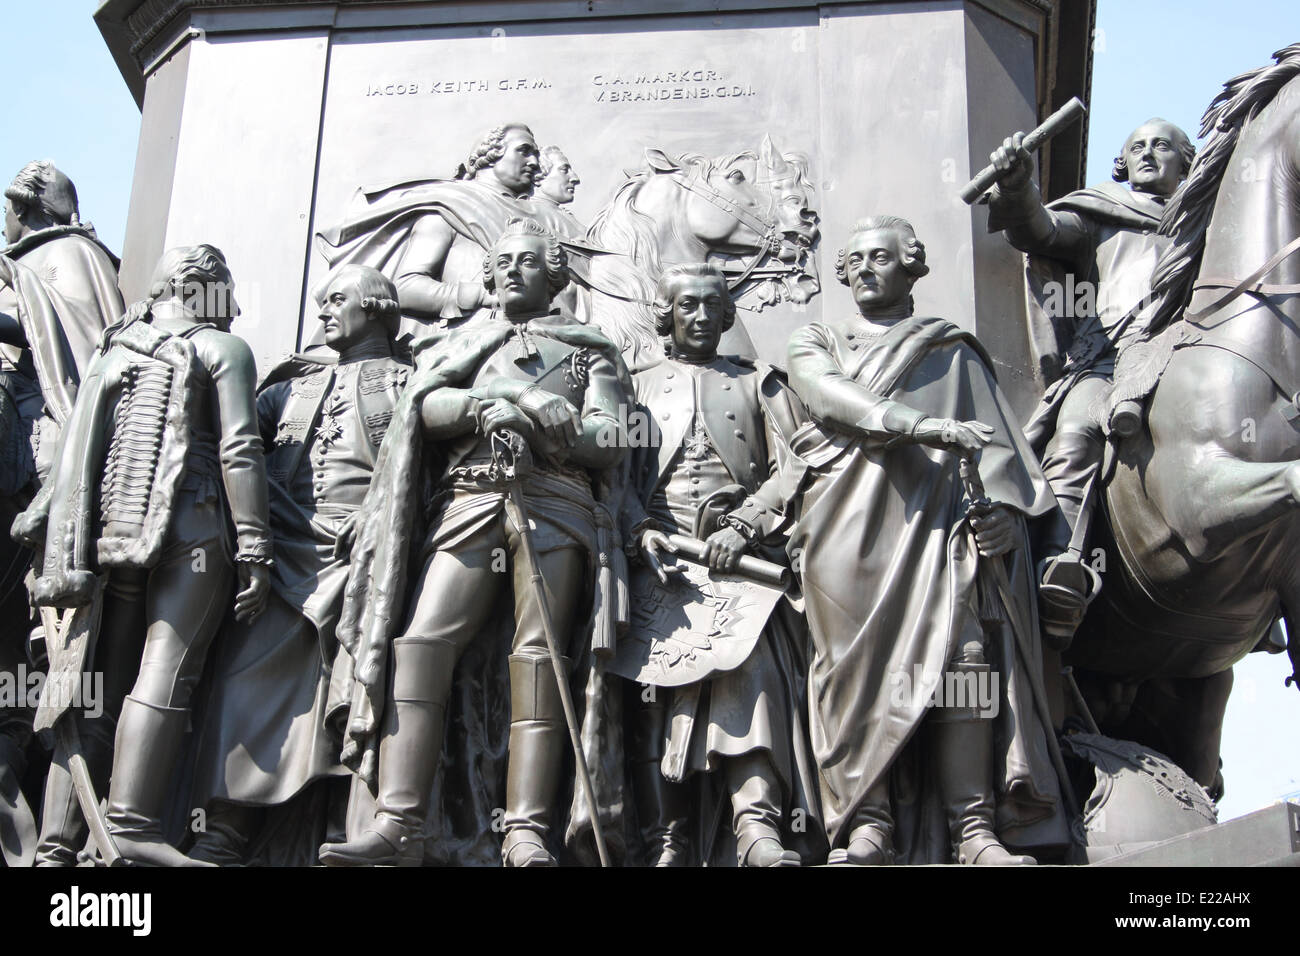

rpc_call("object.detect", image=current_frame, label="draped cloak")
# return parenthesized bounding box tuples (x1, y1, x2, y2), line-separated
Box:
(331, 312, 633, 864)
(784, 315, 1067, 861)
(189, 354, 408, 822)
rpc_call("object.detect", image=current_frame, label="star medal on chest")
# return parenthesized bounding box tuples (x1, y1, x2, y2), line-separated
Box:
(684, 417, 712, 460)
(317, 390, 346, 448)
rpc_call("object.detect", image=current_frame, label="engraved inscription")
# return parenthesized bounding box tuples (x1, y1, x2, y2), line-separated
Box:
(590, 69, 756, 103)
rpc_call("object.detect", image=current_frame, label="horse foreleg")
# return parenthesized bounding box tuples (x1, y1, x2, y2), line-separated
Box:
(1120, 671, 1233, 798)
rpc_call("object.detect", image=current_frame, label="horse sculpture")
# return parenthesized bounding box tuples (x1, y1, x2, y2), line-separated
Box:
(1069, 44, 1300, 796)
(580, 134, 820, 371)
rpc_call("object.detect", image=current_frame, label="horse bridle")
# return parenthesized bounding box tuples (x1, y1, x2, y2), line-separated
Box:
(668, 170, 792, 291)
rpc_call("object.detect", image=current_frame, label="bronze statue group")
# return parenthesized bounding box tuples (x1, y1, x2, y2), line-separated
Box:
(0, 97, 1287, 867)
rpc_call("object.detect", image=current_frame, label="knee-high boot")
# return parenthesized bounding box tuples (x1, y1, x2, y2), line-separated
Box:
(727, 750, 800, 867)
(829, 775, 895, 866)
(318, 635, 457, 866)
(931, 709, 1036, 866)
(501, 652, 567, 868)
(105, 695, 213, 867)
(627, 690, 690, 866)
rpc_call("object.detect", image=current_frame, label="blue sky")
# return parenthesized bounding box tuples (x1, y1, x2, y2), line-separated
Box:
(3, 1, 1297, 820)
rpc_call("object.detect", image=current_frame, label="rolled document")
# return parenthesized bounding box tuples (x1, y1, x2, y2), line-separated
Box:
(666, 533, 791, 590)
(960, 97, 1087, 204)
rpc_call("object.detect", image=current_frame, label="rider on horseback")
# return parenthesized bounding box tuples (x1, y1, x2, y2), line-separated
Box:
(984, 119, 1196, 646)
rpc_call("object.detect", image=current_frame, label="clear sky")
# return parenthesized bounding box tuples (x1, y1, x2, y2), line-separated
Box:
(3, 1, 1297, 822)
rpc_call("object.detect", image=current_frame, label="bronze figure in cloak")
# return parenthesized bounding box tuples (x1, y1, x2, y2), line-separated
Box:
(784, 217, 1067, 865)
(319, 218, 629, 866)
(984, 120, 1195, 642)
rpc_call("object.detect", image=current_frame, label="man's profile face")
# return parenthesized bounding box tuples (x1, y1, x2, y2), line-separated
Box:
(669, 275, 728, 359)
(3, 200, 23, 245)
(1122, 121, 1187, 196)
(491, 234, 552, 315)
(844, 228, 915, 315)
(318, 274, 372, 351)
(490, 129, 542, 195)
(538, 152, 580, 204)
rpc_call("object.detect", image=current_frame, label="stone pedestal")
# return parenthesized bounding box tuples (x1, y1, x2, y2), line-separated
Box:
(98, 0, 1093, 417)
(1096, 801, 1300, 867)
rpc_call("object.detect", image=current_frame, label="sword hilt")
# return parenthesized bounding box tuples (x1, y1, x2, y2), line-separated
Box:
(489, 428, 532, 483)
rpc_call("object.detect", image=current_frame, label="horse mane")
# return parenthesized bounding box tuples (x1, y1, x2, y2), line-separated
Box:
(1148, 43, 1300, 331)
(588, 173, 666, 280)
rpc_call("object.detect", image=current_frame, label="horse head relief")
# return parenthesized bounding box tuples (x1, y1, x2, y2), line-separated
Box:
(582, 134, 821, 370)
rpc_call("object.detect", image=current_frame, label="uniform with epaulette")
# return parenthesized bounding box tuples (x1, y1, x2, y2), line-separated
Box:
(620, 352, 819, 867)
(187, 347, 409, 864)
(321, 307, 630, 867)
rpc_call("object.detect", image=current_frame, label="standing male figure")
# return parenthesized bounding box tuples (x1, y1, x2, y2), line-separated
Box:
(319, 218, 628, 867)
(187, 265, 409, 864)
(621, 264, 813, 867)
(985, 120, 1195, 640)
(0, 160, 123, 865)
(785, 217, 1064, 866)
(316, 124, 583, 360)
(18, 244, 271, 867)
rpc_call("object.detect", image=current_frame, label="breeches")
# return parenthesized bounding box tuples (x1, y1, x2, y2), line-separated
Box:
(400, 498, 590, 666)
(94, 489, 234, 712)
(1040, 373, 1109, 537)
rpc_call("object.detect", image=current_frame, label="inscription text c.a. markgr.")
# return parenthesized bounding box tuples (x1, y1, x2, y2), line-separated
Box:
(590, 69, 757, 103)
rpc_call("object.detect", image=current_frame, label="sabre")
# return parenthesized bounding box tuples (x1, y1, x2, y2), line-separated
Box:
(38, 605, 123, 867)
(491, 429, 612, 867)
(958, 456, 1079, 820)
(959, 97, 1087, 204)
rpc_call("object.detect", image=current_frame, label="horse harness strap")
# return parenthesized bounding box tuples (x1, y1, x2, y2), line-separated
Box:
(670, 172, 779, 246)
(670, 172, 782, 292)
(1179, 331, 1300, 432)
(1185, 231, 1300, 322)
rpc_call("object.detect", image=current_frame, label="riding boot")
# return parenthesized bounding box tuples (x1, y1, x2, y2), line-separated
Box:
(188, 801, 258, 866)
(828, 777, 894, 866)
(105, 695, 214, 867)
(34, 717, 115, 866)
(630, 759, 690, 866)
(1039, 427, 1106, 649)
(727, 751, 800, 867)
(1, 733, 38, 867)
(501, 652, 567, 868)
(931, 708, 1036, 866)
(319, 636, 456, 867)
(627, 689, 690, 866)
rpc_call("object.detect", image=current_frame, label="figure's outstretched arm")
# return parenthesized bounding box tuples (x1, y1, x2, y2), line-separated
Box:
(985, 132, 1093, 263)
(787, 324, 927, 438)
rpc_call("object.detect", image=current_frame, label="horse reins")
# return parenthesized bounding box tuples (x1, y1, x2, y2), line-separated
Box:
(1185, 232, 1300, 322)
(669, 171, 792, 292)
